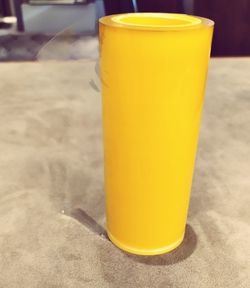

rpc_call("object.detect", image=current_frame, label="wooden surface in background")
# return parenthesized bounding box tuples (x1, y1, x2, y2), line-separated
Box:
(103, 0, 183, 15)
(194, 0, 250, 56)
(103, 0, 134, 15)
(103, 0, 250, 56)
(137, 0, 183, 13)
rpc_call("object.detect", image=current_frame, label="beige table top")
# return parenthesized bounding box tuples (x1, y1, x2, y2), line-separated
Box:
(0, 59, 249, 288)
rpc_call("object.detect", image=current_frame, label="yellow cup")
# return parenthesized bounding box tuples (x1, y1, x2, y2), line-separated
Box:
(99, 13, 214, 255)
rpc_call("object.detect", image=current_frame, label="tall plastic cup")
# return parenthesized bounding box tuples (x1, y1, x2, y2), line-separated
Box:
(99, 13, 214, 255)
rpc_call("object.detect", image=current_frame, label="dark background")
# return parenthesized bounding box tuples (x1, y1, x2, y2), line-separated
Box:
(104, 0, 250, 56)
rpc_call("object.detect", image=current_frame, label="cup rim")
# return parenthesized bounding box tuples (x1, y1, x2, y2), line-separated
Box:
(99, 13, 214, 32)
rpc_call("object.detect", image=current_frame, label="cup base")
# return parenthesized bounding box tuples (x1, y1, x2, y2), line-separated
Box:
(107, 230, 184, 256)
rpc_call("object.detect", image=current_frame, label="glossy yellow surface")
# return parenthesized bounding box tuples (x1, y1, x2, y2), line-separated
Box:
(99, 13, 214, 255)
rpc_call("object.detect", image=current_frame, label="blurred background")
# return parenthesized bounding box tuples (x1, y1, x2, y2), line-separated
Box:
(0, 0, 250, 61)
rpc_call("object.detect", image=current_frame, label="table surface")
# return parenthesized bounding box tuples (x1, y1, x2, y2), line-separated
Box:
(0, 59, 249, 288)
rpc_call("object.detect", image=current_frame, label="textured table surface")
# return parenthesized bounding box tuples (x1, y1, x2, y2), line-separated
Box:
(0, 59, 249, 287)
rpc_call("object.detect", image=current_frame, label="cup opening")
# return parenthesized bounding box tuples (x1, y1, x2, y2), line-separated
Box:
(112, 13, 202, 28)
